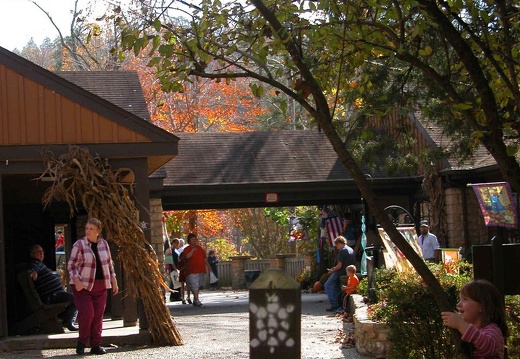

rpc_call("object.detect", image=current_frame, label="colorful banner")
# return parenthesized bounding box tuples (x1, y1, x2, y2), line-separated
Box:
(471, 182, 518, 228)
(288, 217, 309, 242)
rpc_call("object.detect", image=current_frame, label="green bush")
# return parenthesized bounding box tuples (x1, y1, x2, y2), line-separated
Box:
(318, 271, 331, 285)
(367, 262, 471, 358)
(296, 268, 314, 289)
(506, 295, 520, 358)
(365, 262, 520, 358)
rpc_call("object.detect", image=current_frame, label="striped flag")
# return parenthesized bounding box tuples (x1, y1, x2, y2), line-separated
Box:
(321, 208, 344, 247)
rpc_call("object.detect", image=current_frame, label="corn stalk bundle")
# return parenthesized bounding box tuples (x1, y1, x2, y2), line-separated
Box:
(39, 145, 183, 346)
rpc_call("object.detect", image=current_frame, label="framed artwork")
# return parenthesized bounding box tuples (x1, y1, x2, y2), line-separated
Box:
(378, 226, 421, 272)
(440, 248, 460, 264)
(471, 182, 518, 228)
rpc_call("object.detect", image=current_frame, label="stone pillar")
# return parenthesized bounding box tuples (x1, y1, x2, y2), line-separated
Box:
(149, 197, 164, 261)
(230, 256, 252, 289)
(249, 269, 301, 358)
(269, 254, 295, 271)
(304, 251, 313, 271)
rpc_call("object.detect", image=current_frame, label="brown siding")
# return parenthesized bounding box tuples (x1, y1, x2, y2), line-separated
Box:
(0, 65, 150, 146)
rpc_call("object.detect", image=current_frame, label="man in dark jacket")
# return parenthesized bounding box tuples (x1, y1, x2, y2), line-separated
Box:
(28, 244, 78, 331)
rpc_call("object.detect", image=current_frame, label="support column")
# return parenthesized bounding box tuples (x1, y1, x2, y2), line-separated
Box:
(133, 158, 150, 330)
(230, 256, 252, 289)
(0, 175, 6, 338)
(269, 254, 295, 271)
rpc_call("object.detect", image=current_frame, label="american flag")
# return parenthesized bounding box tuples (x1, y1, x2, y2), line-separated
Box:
(322, 208, 344, 247)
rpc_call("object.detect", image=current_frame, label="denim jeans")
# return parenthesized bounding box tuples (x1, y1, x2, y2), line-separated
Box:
(324, 271, 341, 308)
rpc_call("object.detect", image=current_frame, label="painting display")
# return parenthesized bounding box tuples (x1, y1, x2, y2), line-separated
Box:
(378, 226, 422, 272)
(471, 181, 518, 228)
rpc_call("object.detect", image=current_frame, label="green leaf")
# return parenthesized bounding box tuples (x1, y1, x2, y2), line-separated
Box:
(280, 100, 287, 116)
(134, 37, 146, 56)
(506, 145, 517, 157)
(152, 19, 162, 32)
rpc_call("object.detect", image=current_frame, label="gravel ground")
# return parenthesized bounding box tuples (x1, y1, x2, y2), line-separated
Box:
(0, 291, 375, 359)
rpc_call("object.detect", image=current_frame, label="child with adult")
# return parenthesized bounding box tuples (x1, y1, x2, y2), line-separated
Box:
(441, 279, 508, 359)
(337, 264, 360, 315)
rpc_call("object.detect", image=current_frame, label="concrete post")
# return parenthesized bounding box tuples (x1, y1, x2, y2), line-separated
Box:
(229, 255, 252, 289)
(249, 269, 301, 358)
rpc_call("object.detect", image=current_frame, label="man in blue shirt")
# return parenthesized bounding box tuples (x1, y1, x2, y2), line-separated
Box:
(324, 236, 355, 311)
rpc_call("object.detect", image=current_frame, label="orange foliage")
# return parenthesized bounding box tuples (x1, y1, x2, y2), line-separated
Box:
(164, 210, 233, 244)
(124, 55, 268, 133)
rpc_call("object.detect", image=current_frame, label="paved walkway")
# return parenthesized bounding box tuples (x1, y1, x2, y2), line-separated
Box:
(0, 290, 375, 358)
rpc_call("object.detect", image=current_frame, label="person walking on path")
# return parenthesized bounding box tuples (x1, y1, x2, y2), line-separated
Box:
(68, 218, 118, 355)
(182, 233, 209, 306)
(27, 244, 78, 331)
(324, 236, 355, 312)
(418, 220, 440, 262)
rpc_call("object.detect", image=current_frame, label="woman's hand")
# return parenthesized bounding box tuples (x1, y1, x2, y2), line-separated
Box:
(74, 278, 85, 291)
(111, 278, 119, 295)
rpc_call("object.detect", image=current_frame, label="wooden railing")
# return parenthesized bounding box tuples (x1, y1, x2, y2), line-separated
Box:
(212, 257, 306, 288)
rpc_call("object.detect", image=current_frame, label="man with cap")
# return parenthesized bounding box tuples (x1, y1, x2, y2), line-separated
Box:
(418, 220, 440, 262)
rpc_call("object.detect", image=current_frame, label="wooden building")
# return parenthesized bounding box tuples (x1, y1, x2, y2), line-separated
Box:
(0, 47, 179, 338)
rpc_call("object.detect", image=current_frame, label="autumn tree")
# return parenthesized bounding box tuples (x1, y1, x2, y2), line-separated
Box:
(230, 208, 292, 259)
(164, 209, 240, 259)
(125, 54, 268, 132)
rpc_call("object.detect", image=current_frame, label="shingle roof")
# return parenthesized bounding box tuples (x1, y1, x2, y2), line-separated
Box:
(412, 113, 497, 170)
(163, 130, 389, 186)
(56, 71, 151, 122)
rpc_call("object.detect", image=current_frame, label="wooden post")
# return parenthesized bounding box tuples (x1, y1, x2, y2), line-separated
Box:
(249, 269, 301, 358)
(491, 236, 505, 301)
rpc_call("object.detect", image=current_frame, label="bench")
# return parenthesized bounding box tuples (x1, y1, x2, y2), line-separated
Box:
(10, 267, 68, 335)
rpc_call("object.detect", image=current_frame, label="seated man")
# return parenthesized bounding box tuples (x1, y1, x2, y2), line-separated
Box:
(27, 244, 78, 331)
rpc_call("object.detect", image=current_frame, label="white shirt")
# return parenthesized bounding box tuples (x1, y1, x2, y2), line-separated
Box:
(419, 232, 440, 260)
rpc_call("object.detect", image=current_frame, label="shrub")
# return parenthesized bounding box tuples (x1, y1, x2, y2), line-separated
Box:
(365, 262, 520, 358)
(318, 271, 331, 285)
(367, 262, 472, 358)
(506, 295, 520, 357)
(296, 268, 314, 289)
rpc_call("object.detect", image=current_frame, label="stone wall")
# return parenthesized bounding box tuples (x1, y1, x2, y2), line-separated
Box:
(348, 294, 390, 357)
(444, 187, 491, 250)
(149, 197, 165, 266)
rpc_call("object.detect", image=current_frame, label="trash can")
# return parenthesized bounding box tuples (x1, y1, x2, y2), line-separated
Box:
(245, 270, 261, 289)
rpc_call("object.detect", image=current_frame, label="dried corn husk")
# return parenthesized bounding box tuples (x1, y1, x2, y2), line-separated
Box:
(39, 146, 183, 346)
